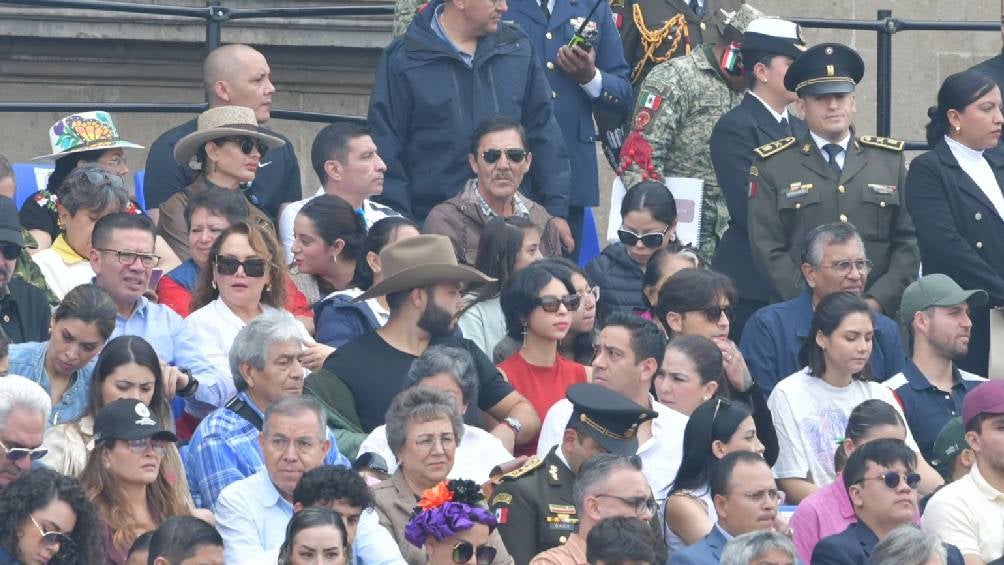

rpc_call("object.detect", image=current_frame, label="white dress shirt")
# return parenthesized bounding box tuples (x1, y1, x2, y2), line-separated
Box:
(810, 131, 851, 170)
(536, 394, 688, 500)
(747, 90, 790, 124)
(945, 135, 1004, 219)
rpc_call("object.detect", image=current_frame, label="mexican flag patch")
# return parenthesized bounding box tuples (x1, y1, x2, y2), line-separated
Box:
(641, 91, 662, 111)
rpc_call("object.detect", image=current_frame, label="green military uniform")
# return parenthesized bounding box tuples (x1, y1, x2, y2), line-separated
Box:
(489, 447, 578, 564)
(14, 229, 58, 305)
(746, 43, 919, 315)
(392, 0, 423, 36)
(619, 43, 743, 262)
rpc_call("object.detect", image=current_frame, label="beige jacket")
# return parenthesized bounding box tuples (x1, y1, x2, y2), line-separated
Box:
(371, 469, 514, 565)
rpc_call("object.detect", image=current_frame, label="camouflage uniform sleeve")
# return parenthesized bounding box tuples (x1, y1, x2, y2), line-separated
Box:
(392, 0, 426, 36)
(15, 236, 59, 306)
(618, 62, 688, 190)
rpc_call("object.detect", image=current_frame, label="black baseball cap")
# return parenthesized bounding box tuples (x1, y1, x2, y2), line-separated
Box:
(565, 383, 658, 456)
(93, 398, 177, 444)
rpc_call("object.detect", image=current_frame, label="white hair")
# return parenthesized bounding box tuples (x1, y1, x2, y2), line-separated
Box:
(0, 375, 52, 430)
(721, 530, 797, 565)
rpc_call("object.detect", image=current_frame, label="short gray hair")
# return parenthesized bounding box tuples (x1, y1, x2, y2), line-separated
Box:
(404, 345, 478, 406)
(230, 309, 305, 390)
(801, 222, 864, 269)
(0, 376, 52, 431)
(870, 525, 947, 565)
(572, 454, 643, 509)
(262, 396, 326, 439)
(720, 530, 797, 565)
(384, 387, 464, 458)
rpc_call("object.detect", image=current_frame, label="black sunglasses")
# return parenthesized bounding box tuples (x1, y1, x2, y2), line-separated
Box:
(214, 255, 267, 278)
(857, 471, 921, 490)
(692, 304, 733, 322)
(82, 169, 125, 189)
(452, 541, 497, 565)
(617, 226, 670, 248)
(0, 243, 21, 260)
(216, 136, 269, 157)
(480, 148, 528, 164)
(534, 294, 581, 313)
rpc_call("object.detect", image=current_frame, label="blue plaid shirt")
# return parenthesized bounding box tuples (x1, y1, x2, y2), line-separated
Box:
(184, 392, 350, 508)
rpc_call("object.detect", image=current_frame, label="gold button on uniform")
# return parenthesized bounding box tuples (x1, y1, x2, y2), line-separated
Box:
(839, 214, 848, 222)
(880, 201, 886, 208)
(545, 32, 552, 40)
(976, 212, 983, 220)
(700, 22, 706, 30)
(838, 185, 845, 193)
(552, 91, 557, 98)
(546, 61, 554, 70)
(559, 536, 567, 544)
(976, 241, 984, 249)
(795, 202, 801, 209)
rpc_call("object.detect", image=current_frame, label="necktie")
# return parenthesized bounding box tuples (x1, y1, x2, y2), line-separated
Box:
(779, 117, 791, 136)
(823, 143, 843, 178)
(689, 0, 703, 16)
(540, 0, 550, 20)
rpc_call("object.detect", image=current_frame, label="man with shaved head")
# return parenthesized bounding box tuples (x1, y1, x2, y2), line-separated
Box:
(143, 44, 302, 223)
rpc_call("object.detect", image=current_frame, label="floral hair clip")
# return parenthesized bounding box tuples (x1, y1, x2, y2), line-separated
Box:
(404, 479, 497, 548)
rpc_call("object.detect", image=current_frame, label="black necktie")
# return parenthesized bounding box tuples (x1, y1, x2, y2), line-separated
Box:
(779, 117, 791, 136)
(823, 143, 843, 178)
(540, 0, 550, 20)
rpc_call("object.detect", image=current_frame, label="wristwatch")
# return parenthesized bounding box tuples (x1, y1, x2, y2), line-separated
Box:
(502, 416, 523, 435)
(177, 368, 200, 398)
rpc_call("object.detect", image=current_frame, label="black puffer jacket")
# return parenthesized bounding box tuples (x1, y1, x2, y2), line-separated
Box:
(585, 242, 646, 326)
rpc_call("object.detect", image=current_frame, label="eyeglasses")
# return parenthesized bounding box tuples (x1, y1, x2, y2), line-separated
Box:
(617, 226, 671, 248)
(96, 248, 161, 268)
(688, 304, 732, 323)
(582, 285, 600, 302)
(215, 255, 267, 277)
(0, 243, 21, 260)
(0, 439, 48, 462)
(216, 136, 269, 157)
(122, 438, 169, 455)
(29, 516, 75, 553)
(855, 471, 921, 490)
(480, 148, 528, 164)
(268, 436, 323, 454)
(742, 488, 785, 505)
(83, 169, 125, 189)
(594, 494, 658, 517)
(534, 294, 582, 313)
(821, 259, 873, 277)
(452, 541, 497, 565)
(410, 433, 458, 452)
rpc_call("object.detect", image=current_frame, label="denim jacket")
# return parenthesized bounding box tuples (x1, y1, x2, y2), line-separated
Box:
(8, 341, 95, 425)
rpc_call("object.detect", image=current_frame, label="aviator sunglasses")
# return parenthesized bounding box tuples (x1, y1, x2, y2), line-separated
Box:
(480, 148, 528, 164)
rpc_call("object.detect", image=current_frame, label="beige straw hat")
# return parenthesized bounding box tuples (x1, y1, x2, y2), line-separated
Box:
(173, 105, 285, 169)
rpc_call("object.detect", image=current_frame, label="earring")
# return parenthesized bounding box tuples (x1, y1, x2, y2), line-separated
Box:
(211, 280, 217, 290)
(702, 395, 709, 401)
(265, 283, 272, 293)
(522, 322, 528, 347)
(955, 125, 961, 133)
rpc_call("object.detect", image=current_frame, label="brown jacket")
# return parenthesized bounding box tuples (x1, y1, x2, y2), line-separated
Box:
(424, 179, 561, 264)
(371, 469, 515, 565)
(157, 176, 273, 262)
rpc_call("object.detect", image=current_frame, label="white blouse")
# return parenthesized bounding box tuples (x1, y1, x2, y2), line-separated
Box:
(945, 135, 1004, 219)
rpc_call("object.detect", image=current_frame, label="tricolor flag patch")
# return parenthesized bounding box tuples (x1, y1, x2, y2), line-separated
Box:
(614, 13, 623, 28)
(641, 91, 662, 111)
(495, 507, 508, 524)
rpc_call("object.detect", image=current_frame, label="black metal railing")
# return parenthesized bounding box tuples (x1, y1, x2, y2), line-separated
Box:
(0, 1, 999, 146)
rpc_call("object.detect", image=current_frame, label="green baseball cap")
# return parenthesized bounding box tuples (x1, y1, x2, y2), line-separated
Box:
(929, 416, 965, 478)
(899, 274, 988, 326)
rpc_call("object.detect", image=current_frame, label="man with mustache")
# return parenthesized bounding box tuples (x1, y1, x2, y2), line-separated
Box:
(0, 376, 50, 490)
(0, 196, 51, 344)
(886, 275, 988, 466)
(425, 115, 563, 265)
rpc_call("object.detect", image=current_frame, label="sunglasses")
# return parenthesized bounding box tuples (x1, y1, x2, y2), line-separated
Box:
(0, 243, 21, 260)
(83, 169, 125, 189)
(215, 255, 267, 277)
(617, 226, 671, 248)
(452, 541, 497, 565)
(691, 304, 732, 322)
(857, 471, 921, 490)
(0, 439, 48, 462)
(534, 294, 582, 313)
(216, 136, 269, 157)
(480, 148, 528, 164)
(29, 515, 75, 552)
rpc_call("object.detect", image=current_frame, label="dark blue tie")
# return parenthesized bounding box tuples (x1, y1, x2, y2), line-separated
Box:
(823, 143, 843, 178)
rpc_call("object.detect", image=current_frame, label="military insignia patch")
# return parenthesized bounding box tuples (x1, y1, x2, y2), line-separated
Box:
(859, 136, 905, 151)
(495, 507, 508, 524)
(867, 183, 897, 195)
(634, 110, 652, 129)
(640, 90, 662, 111)
(492, 493, 513, 506)
(753, 137, 796, 159)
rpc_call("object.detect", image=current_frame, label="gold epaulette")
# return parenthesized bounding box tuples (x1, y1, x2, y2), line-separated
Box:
(859, 136, 904, 152)
(501, 456, 543, 480)
(753, 137, 796, 159)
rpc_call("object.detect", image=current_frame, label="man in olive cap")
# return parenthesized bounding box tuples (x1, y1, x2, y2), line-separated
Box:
(0, 197, 49, 343)
(748, 42, 919, 316)
(489, 383, 657, 563)
(886, 274, 988, 465)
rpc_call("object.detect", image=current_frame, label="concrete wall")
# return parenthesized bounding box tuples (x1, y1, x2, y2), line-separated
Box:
(0, 0, 1000, 223)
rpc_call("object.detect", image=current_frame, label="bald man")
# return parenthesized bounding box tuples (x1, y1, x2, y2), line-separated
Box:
(143, 44, 302, 223)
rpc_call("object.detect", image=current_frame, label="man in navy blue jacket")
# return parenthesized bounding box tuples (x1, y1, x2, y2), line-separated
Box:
(503, 0, 632, 258)
(368, 0, 573, 232)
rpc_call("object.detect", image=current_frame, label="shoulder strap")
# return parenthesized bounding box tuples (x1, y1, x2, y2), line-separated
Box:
(225, 396, 263, 431)
(753, 136, 796, 159)
(858, 135, 905, 152)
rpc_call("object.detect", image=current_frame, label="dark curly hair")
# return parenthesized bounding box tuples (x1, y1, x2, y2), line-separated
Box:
(0, 469, 104, 564)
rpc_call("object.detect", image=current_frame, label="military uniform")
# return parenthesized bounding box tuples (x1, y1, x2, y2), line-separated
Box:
(618, 43, 743, 262)
(14, 229, 58, 305)
(490, 447, 579, 564)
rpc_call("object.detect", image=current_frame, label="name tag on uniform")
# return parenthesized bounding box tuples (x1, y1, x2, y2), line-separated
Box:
(786, 182, 813, 198)
(868, 183, 897, 195)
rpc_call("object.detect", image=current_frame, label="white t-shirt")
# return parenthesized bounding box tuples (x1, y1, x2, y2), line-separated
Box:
(769, 367, 917, 486)
(278, 188, 399, 262)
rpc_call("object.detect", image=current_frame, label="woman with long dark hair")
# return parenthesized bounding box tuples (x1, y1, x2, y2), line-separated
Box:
(278, 507, 349, 565)
(654, 335, 725, 417)
(290, 194, 367, 304)
(769, 292, 940, 503)
(906, 69, 1004, 376)
(663, 397, 764, 557)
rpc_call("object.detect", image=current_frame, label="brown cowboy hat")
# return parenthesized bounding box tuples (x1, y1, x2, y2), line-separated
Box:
(355, 234, 495, 302)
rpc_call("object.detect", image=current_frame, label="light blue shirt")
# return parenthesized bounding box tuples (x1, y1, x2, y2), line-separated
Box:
(214, 468, 406, 565)
(111, 296, 229, 417)
(8, 341, 95, 425)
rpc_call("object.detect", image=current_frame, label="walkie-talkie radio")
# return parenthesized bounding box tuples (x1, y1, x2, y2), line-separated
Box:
(567, 0, 602, 51)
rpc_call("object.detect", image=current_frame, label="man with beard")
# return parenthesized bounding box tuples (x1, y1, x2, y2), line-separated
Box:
(313, 234, 539, 453)
(0, 197, 49, 343)
(886, 275, 988, 466)
(425, 115, 564, 264)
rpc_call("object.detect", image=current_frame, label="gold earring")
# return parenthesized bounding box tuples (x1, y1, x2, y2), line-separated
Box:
(955, 125, 961, 133)
(265, 283, 272, 293)
(212, 280, 217, 290)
